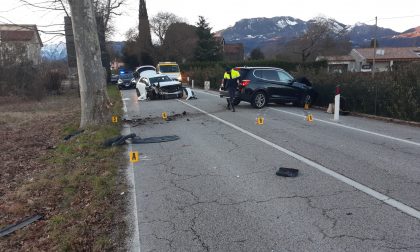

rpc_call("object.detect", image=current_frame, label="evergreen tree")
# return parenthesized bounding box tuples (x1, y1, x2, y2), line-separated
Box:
(194, 16, 222, 61)
(137, 0, 154, 65)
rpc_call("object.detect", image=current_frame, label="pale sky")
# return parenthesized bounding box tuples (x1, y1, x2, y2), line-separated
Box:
(0, 0, 419, 44)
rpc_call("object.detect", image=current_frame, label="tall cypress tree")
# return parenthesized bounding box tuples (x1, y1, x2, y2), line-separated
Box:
(194, 16, 222, 61)
(138, 0, 154, 65)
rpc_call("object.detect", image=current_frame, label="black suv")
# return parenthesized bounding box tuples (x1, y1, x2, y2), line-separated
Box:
(220, 67, 317, 109)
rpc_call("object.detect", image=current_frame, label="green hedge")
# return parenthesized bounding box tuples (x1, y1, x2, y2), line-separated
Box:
(182, 60, 419, 122)
(294, 63, 420, 122)
(181, 60, 326, 90)
(180, 60, 326, 71)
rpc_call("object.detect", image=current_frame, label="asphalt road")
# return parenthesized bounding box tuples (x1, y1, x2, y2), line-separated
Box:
(121, 89, 420, 252)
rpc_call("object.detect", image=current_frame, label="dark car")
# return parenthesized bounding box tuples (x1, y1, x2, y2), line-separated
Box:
(220, 67, 317, 109)
(110, 74, 119, 84)
(117, 72, 136, 89)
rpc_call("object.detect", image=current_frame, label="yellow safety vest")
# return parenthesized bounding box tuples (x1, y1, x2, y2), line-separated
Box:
(224, 69, 240, 79)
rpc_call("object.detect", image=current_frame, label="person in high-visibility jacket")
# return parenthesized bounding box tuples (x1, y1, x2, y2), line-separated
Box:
(223, 67, 240, 112)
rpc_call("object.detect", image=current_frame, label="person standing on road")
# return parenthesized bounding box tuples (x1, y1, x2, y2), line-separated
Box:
(223, 67, 240, 112)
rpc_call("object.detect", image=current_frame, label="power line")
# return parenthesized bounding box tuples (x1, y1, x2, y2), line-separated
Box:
(378, 14, 420, 20)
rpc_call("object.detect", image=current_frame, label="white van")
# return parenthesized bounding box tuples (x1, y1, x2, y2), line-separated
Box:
(156, 62, 181, 81)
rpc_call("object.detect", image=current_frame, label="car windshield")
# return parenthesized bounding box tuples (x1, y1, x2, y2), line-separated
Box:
(119, 73, 133, 79)
(159, 65, 179, 73)
(149, 75, 172, 84)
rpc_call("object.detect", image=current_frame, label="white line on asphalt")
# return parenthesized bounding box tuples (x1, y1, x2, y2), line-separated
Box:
(177, 99, 420, 220)
(194, 89, 420, 147)
(122, 96, 141, 252)
(269, 107, 420, 147)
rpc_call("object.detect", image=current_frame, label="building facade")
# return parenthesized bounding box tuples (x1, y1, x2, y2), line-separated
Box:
(318, 47, 420, 72)
(0, 24, 43, 66)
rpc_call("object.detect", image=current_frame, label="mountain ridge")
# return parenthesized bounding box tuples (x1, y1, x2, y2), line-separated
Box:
(218, 16, 419, 54)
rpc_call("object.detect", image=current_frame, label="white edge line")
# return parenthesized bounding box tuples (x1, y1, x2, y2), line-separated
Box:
(194, 89, 420, 147)
(122, 95, 141, 252)
(177, 99, 420, 220)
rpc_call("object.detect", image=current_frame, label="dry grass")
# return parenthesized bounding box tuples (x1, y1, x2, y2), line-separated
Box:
(0, 86, 127, 251)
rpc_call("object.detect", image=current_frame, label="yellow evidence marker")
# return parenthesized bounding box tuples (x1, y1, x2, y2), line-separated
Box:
(304, 103, 310, 110)
(306, 114, 314, 122)
(130, 151, 139, 163)
(162, 112, 168, 120)
(112, 115, 118, 123)
(256, 116, 264, 125)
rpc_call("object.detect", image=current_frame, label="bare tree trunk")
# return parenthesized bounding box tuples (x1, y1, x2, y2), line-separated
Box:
(68, 0, 110, 128)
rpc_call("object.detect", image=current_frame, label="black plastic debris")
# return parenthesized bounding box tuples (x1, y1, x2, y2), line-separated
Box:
(0, 214, 43, 237)
(64, 130, 85, 141)
(276, 168, 299, 177)
(131, 135, 180, 144)
(103, 133, 179, 146)
(182, 111, 187, 116)
(103, 133, 136, 147)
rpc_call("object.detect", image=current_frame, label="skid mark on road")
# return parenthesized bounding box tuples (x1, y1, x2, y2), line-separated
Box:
(194, 89, 420, 147)
(177, 99, 420, 220)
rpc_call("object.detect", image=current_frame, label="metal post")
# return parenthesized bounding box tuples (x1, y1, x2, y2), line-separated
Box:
(334, 85, 340, 121)
(372, 16, 377, 79)
(192, 80, 194, 89)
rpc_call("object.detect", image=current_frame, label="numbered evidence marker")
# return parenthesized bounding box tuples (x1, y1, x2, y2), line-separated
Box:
(256, 116, 264, 125)
(130, 151, 139, 163)
(306, 113, 314, 122)
(112, 115, 118, 123)
(162, 112, 168, 120)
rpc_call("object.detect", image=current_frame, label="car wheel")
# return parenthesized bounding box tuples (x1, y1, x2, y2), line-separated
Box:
(136, 88, 140, 97)
(252, 91, 267, 109)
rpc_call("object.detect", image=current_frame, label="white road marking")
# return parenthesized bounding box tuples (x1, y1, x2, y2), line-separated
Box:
(194, 89, 420, 147)
(122, 95, 141, 252)
(269, 107, 420, 147)
(178, 99, 420, 220)
(123, 98, 131, 101)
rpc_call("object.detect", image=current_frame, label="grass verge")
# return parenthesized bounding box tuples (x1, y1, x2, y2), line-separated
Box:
(0, 85, 128, 251)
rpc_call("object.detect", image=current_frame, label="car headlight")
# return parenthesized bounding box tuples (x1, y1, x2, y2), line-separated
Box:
(118, 79, 123, 84)
(177, 75, 182, 81)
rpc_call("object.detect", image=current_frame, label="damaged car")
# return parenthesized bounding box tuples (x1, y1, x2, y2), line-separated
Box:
(136, 74, 183, 100)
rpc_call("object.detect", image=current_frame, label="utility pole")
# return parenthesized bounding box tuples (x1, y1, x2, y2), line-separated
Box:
(373, 16, 378, 115)
(372, 16, 377, 78)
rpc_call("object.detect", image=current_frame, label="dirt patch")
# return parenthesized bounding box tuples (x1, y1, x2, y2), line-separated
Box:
(0, 87, 127, 251)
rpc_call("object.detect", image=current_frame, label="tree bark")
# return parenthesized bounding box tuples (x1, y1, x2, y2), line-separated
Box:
(68, 0, 110, 128)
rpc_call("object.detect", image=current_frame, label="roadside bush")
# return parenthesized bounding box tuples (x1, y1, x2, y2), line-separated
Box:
(0, 61, 67, 100)
(294, 62, 420, 122)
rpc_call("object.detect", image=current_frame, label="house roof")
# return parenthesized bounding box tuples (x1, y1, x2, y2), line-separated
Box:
(353, 47, 420, 61)
(319, 55, 354, 62)
(224, 43, 243, 54)
(0, 24, 43, 47)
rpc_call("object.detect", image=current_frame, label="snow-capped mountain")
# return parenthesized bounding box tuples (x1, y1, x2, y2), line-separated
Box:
(41, 42, 67, 61)
(219, 16, 419, 53)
